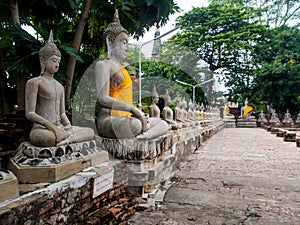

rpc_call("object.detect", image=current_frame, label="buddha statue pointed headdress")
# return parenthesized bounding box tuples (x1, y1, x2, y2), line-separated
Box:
(152, 85, 159, 98)
(164, 90, 171, 101)
(39, 30, 61, 61)
(39, 31, 61, 74)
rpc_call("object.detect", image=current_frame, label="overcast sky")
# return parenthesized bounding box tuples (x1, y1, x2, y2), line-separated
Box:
(129, 0, 209, 56)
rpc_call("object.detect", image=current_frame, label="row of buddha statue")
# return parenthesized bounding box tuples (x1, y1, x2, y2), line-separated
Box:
(149, 86, 206, 130)
(258, 109, 300, 126)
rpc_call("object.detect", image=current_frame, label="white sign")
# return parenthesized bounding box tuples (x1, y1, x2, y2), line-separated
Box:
(92, 169, 114, 198)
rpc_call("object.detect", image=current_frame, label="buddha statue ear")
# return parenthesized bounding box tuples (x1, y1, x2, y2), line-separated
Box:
(40, 56, 45, 74)
(106, 36, 112, 59)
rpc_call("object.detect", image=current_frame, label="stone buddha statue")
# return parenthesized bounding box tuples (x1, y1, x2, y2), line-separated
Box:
(296, 111, 300, 125)
(194, 103, 201, 120)
(175, 96, 184, 123)
(181, 98, 188, 121)
(162, 90, 181, 130)
(149, 85, 160, 118)
(181, 98, 194, 127)
(187, 100, 195, 121)
(269, 109, 281, 127)
(257, 110, 267, 124)
(25, 31, 94, 147)
(283, 109, 294, 126)
(95, 9, 168, 139)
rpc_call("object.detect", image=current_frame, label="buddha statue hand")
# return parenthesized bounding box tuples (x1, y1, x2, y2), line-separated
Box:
(131, 106, 147, 132)
(54, 127, 69, 144)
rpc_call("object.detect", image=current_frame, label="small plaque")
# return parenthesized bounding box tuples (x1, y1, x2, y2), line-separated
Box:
(92, 168, 114, 198)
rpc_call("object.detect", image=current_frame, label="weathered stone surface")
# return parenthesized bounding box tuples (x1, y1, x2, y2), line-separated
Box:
(0, 170, 19, 202)
(128, 128, 300, 224)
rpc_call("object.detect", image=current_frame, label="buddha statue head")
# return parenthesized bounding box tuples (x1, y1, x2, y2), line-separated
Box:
(39, 31, 61, 74)
(164, 90, 171, 106)
(151, 85, 159, 104)
(104, 9, 128, 59)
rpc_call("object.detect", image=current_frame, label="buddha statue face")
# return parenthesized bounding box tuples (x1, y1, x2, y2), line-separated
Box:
(108, 32, 128, 60)
(44, 55, 61, 74)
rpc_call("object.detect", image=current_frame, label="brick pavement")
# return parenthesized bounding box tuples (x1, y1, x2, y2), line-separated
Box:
(127, 128, 300, 225)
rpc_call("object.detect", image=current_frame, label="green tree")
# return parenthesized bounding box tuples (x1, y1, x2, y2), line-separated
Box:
(0, 0, 179, 117)
(171, 1, 266, 103)
(252, 25, 300, 114)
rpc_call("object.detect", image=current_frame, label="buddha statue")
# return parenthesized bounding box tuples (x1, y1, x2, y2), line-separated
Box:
(187, 100, 195, 121)
(181, 98, 188, 121)
(25, 31, 94, 147)
(241, 97, 253, 117)
(257, 110, 267, 124)
(283, 109, 294, 126)
(95, 9, 168, 139)
(181, 97, 194, 126)
(269, 109, 281, 127)
(296, 111, 300, 125)
(149, 85, 160, 118)
(162, 90, 181, 130)
(194, 103, 201, 120)
(175, 96, 185, 123)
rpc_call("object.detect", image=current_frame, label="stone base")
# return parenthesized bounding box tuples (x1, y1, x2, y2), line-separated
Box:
(296, 134, 300, 147)
(0, 170, 19, 202)
(236, 116, 257, 128)
(284, 131, 296, 142)
(8, 141, 109, 183)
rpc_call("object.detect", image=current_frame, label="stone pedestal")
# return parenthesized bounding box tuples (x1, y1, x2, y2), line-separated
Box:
(0, 170, 19, 201)
(223, 115, 236, 128)
(236, 115, 257, 128)
(8, 140, 109, 183)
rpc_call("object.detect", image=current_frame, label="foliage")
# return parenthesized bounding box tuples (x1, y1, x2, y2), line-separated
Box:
(169, 1, 266, 105)
(251, 25, 300, 114)
(0, 0, 179, 116)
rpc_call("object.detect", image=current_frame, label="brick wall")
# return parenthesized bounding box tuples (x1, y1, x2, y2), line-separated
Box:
(0, 160, 136, 225)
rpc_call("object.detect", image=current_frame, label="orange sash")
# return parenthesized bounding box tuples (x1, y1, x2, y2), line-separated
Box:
(109, 65, 132, 117)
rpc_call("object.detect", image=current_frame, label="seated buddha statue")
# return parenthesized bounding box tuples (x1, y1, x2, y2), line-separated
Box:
(149, 85, 160, 118)
(162, 90, 181, 130)
(25, 31, 94, 147)
(95, 9, 168, 139)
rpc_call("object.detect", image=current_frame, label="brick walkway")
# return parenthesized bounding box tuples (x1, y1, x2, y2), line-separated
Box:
(128, 128, 300, 225)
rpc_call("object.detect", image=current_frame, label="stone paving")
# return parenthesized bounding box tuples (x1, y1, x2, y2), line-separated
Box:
(127, 128, 300, 225)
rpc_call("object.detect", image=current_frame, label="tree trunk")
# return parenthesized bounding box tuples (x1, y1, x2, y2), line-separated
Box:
(65, 0, 92, 110)
(9, 0, 20, 24)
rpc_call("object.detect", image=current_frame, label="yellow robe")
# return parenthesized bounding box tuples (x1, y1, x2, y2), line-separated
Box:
(243, 106, 253, 116)
(109, 65, 132, 117)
